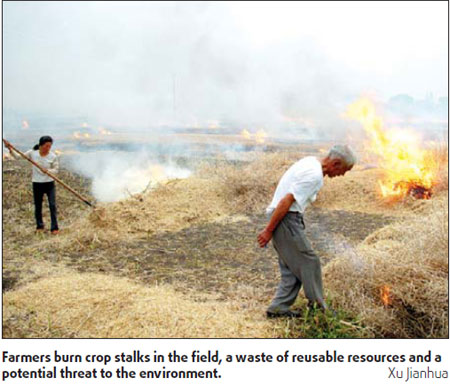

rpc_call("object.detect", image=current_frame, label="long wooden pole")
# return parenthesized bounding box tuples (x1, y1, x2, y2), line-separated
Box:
(3, 139, 94, 207)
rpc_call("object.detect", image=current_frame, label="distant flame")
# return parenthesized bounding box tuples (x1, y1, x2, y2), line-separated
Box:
(345, 98, 437, 199)
(22, 120, 30, 129)
(255, 130, 267, 144)
(241, 129, 251, 140)
(73, 131, 91, 140)
(98, 127, 112, 135)
(241, 129, 267, 144)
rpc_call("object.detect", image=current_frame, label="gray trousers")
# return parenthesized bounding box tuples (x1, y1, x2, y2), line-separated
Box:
(267, 212, 326, 312)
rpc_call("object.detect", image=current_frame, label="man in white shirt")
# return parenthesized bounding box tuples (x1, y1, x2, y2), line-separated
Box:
(257, 145, 357, 318)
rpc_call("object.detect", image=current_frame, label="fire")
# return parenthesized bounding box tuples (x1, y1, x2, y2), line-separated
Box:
(345, 98, 437, 199)
(240, 129, 268, 144)
(255, 130, 268, 144)
(22, 120, 29, 129)
(241, 129, 251, 140)
(98, 127, 112, 135)
(380, 285, 392, 307)
(72, 131, 92, 140)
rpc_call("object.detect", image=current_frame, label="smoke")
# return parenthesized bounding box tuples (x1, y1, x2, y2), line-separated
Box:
(3, 2, 447, 201)
(5, 2, 447, 136)
(64, 149, 191, 202)
(1, 2, 386, 137)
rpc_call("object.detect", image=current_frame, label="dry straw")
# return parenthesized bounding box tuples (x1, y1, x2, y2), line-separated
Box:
(3, 272, 273, 338)
(323, 194, 448, 338)
(3, 144, 448, 338)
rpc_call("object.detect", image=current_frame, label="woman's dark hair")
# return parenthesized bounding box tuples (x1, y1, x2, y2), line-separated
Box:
(33, 136, 53, 151)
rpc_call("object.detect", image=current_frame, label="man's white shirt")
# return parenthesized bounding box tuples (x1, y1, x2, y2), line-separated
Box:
(266, 156, 323, 214)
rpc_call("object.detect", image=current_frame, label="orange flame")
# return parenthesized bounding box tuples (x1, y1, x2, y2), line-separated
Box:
(345, 98, 437, 199)
(380, 285, 392, 307)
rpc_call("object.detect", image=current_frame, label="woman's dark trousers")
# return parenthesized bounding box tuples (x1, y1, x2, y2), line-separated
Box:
(33, 182, 59, 231)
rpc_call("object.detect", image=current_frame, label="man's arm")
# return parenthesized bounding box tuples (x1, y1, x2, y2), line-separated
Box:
(257, 193, 295, 248)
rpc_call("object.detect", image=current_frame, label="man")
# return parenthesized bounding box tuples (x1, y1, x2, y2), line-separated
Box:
(257, 145, 356, 318)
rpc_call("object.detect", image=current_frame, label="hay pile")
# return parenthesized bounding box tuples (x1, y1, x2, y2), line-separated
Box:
(200, 151, 300, 213)
(102, 176, 233, 233)
(324, 194, 448, 338)
(3, 272, 273, 338)
(315, 168, 387, 213)
(51, 176, 235, 249)
(55, 152, 298, 247)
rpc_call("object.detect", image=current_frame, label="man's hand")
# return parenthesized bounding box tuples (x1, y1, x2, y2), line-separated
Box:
(257, 228, 273, 248)
(257, 193, 295, 248)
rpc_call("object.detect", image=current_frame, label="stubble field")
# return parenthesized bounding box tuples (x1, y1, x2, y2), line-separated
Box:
(2, 141, 448, 338)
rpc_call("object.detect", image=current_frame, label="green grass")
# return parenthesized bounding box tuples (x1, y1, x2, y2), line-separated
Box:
(273, 300, 369, 339)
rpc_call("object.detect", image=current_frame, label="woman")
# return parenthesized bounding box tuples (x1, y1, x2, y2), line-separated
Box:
(5, 136, 60, 235)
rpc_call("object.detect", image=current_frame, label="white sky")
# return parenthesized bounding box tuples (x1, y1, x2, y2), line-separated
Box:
(2, 1, 448, 128)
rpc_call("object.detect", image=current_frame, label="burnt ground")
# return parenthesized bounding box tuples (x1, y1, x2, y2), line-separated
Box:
(3, 161, 394, 307)
(50, 208, 393, 306)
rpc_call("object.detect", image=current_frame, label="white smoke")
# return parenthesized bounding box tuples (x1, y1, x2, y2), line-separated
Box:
(65, 150, 191, 202)
(5, 2, 446, 141)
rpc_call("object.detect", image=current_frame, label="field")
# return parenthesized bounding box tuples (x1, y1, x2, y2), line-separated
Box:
(2, 139, 448, 338)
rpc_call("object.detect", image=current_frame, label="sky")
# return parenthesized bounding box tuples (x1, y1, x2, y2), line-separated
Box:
(3, 1, 448, 130)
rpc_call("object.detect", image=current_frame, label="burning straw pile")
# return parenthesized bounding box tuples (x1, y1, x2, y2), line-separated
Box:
(320, 123, 449, 338)
(323, 194, 448, 338)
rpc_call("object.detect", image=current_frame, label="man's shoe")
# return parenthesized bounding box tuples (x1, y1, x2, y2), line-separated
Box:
(266, 310, 301, 318)
(51, 230, 59, 235)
